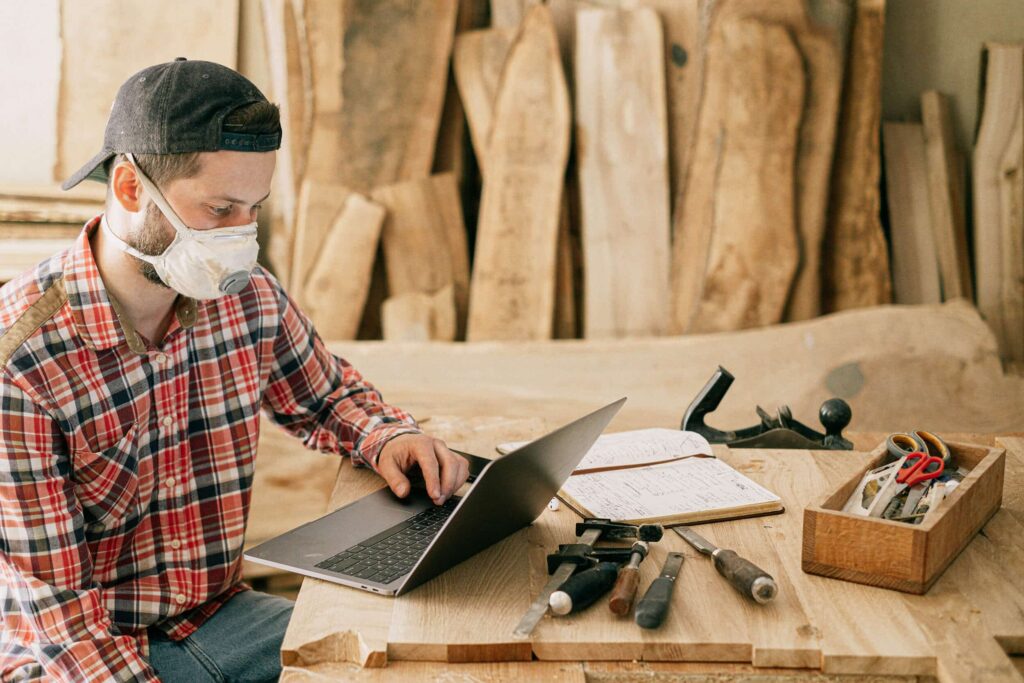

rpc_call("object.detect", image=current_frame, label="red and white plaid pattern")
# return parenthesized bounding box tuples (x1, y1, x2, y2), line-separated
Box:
(0, 217, 419, 681)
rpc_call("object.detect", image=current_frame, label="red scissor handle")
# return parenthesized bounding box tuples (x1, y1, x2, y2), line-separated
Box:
(896, 452, 944, 486)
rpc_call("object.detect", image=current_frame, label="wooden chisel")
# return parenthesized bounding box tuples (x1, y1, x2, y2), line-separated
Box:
(635, 552, 684, 629)
(608, 541, 648, 615)
(674, 527, 777, 603)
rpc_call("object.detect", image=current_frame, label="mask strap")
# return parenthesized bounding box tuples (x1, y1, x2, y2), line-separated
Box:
(125, 152, 192, 237)
(100, 214, 158, 264)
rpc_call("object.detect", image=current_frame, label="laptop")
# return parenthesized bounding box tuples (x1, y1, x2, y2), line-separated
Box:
(244, 398, 625, 596)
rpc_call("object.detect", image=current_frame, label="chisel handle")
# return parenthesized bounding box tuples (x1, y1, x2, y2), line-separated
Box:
(712, 549, 777, 603)
(634, 576, 676, 629)
(549, 562, 619, 615)
(608, 566, 639, 615)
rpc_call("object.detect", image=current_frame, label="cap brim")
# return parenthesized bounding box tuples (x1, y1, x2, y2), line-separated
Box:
(61, 149, 116, 191)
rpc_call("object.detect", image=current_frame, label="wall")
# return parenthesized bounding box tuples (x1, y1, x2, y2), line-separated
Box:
(882, 0, 1024, 152)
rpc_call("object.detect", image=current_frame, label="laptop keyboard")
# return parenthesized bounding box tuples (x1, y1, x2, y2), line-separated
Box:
(314, 497, 460, 585)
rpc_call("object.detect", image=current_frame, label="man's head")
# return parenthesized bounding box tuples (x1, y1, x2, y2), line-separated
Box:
(63, 59, 281, 295)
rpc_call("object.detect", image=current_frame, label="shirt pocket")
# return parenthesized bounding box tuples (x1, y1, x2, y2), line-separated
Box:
(72, 421, 144, 531)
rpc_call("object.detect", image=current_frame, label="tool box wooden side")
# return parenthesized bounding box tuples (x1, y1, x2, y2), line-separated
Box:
(801, 441, 1005, 593)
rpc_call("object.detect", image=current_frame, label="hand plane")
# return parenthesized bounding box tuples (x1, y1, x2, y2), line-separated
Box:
(681, 366, 853, 450)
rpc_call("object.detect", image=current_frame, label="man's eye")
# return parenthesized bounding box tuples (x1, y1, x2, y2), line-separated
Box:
(253, 204, 263, 212)
(210, 205, 231, 215)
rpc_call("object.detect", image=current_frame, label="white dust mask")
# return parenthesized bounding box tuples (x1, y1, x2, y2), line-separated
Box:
(102, 153, 260, 300)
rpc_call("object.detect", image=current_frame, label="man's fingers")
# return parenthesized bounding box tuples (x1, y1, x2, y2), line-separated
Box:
(435, 441, 469, 499)
(376, 450, 412, 498)
(412, 444, 442, 502)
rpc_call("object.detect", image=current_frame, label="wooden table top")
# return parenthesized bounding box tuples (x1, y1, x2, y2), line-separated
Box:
(278, 420, 1024, 682)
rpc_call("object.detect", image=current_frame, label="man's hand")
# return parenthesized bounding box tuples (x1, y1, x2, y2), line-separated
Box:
(377, 434, 469, 505)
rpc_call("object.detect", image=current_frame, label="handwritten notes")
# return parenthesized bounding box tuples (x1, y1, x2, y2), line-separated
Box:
(559, 457, 783, 525)
(498, 428, 712, 474)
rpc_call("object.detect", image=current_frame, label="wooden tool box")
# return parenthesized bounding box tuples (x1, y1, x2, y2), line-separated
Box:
(802, 440, 1006, 593)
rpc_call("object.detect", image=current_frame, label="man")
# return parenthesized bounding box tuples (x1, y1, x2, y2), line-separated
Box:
(0, 59, 468, 681)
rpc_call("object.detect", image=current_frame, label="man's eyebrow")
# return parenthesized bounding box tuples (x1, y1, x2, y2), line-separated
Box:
(209, 191, 271, 204)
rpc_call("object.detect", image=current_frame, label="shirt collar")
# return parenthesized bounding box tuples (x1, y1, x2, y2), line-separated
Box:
(63, 215, 198, 353)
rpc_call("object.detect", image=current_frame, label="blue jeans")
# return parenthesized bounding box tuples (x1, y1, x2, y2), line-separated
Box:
(146, 591, 293, 682)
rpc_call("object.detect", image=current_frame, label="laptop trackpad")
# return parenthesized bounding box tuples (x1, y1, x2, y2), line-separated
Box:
(308, 488, 431, 549)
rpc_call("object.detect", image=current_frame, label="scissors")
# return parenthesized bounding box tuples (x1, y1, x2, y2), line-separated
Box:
(886, 431, 953, 467)
(896, 452, 945, 487)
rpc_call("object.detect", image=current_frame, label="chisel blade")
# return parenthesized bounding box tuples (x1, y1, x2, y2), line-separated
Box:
(674, 526, 717, 555)
(513, 528, 602, 638)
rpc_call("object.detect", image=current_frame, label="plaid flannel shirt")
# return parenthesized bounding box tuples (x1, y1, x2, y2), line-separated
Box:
(0, 217, 420, 681)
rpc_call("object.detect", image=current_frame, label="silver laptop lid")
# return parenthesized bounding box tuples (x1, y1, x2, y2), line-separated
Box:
(396, 397, 626, 594)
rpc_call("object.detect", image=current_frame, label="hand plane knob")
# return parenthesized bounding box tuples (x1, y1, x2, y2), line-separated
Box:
(819, 398, 852, 437)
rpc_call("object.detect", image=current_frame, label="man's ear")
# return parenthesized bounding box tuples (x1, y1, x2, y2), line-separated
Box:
(110, 160, 143, 213)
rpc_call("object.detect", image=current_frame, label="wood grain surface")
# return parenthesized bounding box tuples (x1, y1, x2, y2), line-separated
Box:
(683, 18, 803, 333)
(922, 90, 974, 302)
(466, 5, 571, 341)
(822, 0, 892, 314)
(279, 432, 1024, 681)
(575, 6, 671, 338)
(973, 43, 1024, 362)
(883, 122, 942, 305)
(56, 1, 238, 181)
(300, 193, 386, 340)
(372, 174, 470, 339)
(302, 0, 456, 191)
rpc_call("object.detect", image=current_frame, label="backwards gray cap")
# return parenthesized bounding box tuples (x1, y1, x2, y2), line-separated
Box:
(62, 58, 281, 191)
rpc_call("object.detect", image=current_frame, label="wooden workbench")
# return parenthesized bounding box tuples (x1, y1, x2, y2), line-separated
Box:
(277, 418, 1024, 682)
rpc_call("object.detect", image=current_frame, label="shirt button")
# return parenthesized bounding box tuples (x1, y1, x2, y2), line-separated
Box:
(165, 477, 176, 488)
(170, 539, 182, 549)
(175, 594, 187, 605)
(154, 353, 168, 364)
(162, 416, 174, 427)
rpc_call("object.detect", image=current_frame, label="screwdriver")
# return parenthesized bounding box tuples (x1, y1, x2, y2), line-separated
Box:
(674, 527, 777, 603)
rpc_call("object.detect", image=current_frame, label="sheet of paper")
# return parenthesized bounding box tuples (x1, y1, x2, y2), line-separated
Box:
(497, 428, 712, 473)
(559, 456, 780, 522)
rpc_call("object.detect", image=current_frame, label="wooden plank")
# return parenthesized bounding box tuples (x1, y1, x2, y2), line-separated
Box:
(372, 174, 471, 338)
(0, 196, 103, 224)
(574, 6, 671, 338)
(291, 179, 352, 293)
(901, 581, 1024, 683)
(281, 661, 585, 682)
(56, 1, 238, 181)
(678, 0, 851, 324)
(974, 43, 1024, 362)
(453, 28, 517, 174)
(739, 449, 936, 676)
(1000, 118, 1024, 363)
(821, 0, 891, 313)
(922, 90, 974, 302)
(334, 300, 1024, 438)
(490, 0, 540, 28)
(883, 122, 943, 305)
(300, 193, 386, 340)
(0, 239, 76, 282)
(0, 223, 82, 240)
(637, 0, 703, 220)
(261, 0, 313, 286)
(466, 5, 571, 341)
(302, 0, 457, 191)
(683, 18, 804, 333)
(673, 0, 851, 333)
(381, 287, 457, 342)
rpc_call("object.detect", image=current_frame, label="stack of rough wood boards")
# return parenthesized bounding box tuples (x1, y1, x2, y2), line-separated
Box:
(260, 0, 894, 343)
(884, 44, 1024, 364)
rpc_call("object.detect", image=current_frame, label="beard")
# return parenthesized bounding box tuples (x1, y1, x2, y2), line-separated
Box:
(128, 202, 175, 288)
